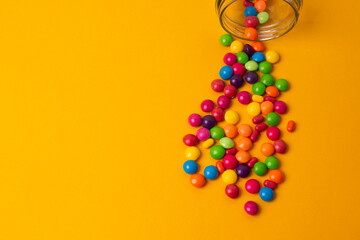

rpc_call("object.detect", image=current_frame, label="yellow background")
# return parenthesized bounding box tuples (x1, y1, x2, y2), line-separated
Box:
(0, 0, 359, 239)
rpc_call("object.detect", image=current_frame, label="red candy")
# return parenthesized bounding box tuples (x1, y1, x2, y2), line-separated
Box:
(223, 53, 237, 65)
(225, 184, 239, 198)
(243, 0, 254, 7)
(232, 63, 246, 76)
(223, 155, 238, 169)
(252, 115, 264, 124)
(226, 147, 238, 155)
(216, 161, 225, 174)
(264, 179, 277, 189)
(245, 179, 260, 194)
(255, 123, 268, 132)
(217, 95, 231, 109)
(249, 130, 260, 142)
(274, 101, 287, 114)
(264, 96, 276, 103)
(211, 79, 225, 92)
(287, 120, 295, 132)
(201, 99, 215, 112)
(274, 139, 287, 153)
(266, 126, 281, 141)
(183, 134, 199, 146)
(247, 157, 258, 168)
(237, 91, 252, 104)
(224, 85, 238, 99)
(245, 16, 259, 28)
(211, 107, 225, 122)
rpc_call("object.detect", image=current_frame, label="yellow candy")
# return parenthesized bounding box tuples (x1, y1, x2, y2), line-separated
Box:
(230, 40, 243, 54)
(247, 102, 261, 116)
(202, 139, 215, 149)
(265, 50, 280, 64)
(225, 110, 240, 125)
(222, 170, 238, 184)
(185, 146, 201, 160)
(252, 94, 264, 103)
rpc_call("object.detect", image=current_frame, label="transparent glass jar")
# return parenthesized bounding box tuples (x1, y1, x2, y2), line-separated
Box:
(216, 0, 303, 41)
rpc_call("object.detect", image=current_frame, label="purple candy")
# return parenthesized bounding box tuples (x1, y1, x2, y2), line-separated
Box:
(230, 75, 244, 88)
(244, 71, 258, 84)
(237, 91, 252, 104)
(202, 115, 216, 129)
(243, 44, 254, 57)
(236, 163, 251, 178)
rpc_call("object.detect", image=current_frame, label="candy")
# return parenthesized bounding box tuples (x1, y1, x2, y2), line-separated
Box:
(260, 142, 275, 156)
(224, 124, 238, 138)
(261, 74, 275, 86)
(245, 16, 259, 28)
(255, 123, 267, 132)
(275, 79, 289, 91)
(268, 169, 284, 183)
(251, 41, 265, 52)
(183, 134, 199, 146)
(236, 151, 251, 163)
(190, 174, 206, 188)
(255, 0, 266, 12)
(210, 126, 225, 139)
(219, 65, 234, 80)
(204, 165, 219, 180)
(210, 145, 226, 160)
(200, 99, 215, 112)
(222, 169, 238, 184)
(236, 163, 251, 178)
(185, 146, 201, 160)
(236, 52, 249, 64)
(245, 27, 258, 40)
(244, 201, 258, 215)
(260, 101, 274, 115)
(243, 0, 254, 7)
(217, 95, 231, 109)
(252, 115, 264, 124)
(259, 187, 274, 201)
(247, 102, 261, 116)
(202, 138, 215, 148)
(223, 53, 237, 65)
(253, 162, 267, 176)
(230, 75, 244, 88)
(196, 128, 210, 141)
(265, 50, 280, 63)
(259, 61, 272, 73)
(252, 94, 264, 103)
(266, 112, 280, 126)
(220, 137, 235, 149)
(238, 124, 252, 137)
(183, 160, 198, 174)
(244, 6, 258, 17)
(287, 120, 295, 132)
(224, 85, 238, 98)
(265, 156, 279, 169)
(216, 161, 225, 174)
(188, 113, 202, 127)
(219, 34, 233, 46)
(245, 60, 258, 71)
(257, 12, 269, 24)
(252, 52, 265, 62)
(245, 179, 260, 193)
(244, 71, 258, 84)
(225, 184, 239, 198)
(247, 157, 258, 168)
(249, 130, 260, 142)
(237, 137, 253, 151)
(264, 96, 276, 103)
(252, 82, 266, 95)
(223, 154, 238, 169)
(266, 126, 281, 141)
(237, 91, 252, 104)
(211, 107, 225, 122)
(274, 101, 287, 114)
(211, 79, 225, 92)
(202, 115, 216, 129)
(264, 179, 277, 189)
(243, 44, 254, 57)
(273, 139, 287, 153)
(265, 86, 280, 97)
(232, 63, 246, 76)
(230, 40, 244, 54)
(225, 110, 240, 124)
(226, 147, 238, 155)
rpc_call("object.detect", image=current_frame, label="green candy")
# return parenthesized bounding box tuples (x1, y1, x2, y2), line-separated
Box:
(261, 74, 275, 86)
(219, 137, 234, 149)
(266, 112, 281, 126)
(210, 145, 226, 160)
(210, 126, 225, 140)
(253, 162, 268, 176)
(219, 34, 233, 46)
(252, 82, 266, 95)
(265, 156, 279, 169)
(257, 12, 269, 24)
(245, 60, 258, 71)
(236, 52, 249, 64)
(275, 79, 289, 91)
(259, 61, 272, 74)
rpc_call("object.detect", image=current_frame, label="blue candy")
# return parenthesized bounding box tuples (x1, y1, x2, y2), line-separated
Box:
(219, 66, 233, 80)
(183, 160, 198, 174)
(244, 6, 258, 17)
(204, 165, 219, 180)
(259, 187, 274, 201)
(252, 52, 266, 62)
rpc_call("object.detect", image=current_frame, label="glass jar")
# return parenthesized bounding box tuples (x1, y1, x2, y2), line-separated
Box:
(216, 0, 303, 41)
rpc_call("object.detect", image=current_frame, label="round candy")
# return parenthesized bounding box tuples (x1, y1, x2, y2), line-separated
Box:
(224, 85, 238, 98)
(200, 99, 214, 112)
(251, 41, 265, 52)
(265, 156, 279, 169)
(260, 142, 275, 156)
(222, 170, 238, 184)
(230, 75, 244, 88)
(196, 128, 210, 141)
(259, 187, 274, 201)
(259, 61, 272, 74)
(210, 126, 225, 140)
(236, 163, 251, 178)
(204, 165, 219, 180)
(236, 151, 251, 163)
(220, 137, 234, 149)
(244, 6, 258, 17)
(232, 62, 245, 75)
(266, 112, 280, 126)
(245, 16, 259, 28)
(224, 124, 238, 138)
(185, 146, 201, 160)
(266, 50, 280, 63)
(247, 102, 261, 116)
(252, 82, 266, 95)
(238, 124, 252, 137)
(183, 134, 199, 146)
(211, 107, 225, 122)
(253, 162, 267, 176)
(274, 139, 287, 153)
(225, 110, 240, 124)
(211, 79, 225, 92)
(260, 101, 274, 115)
(268, 169, 284, 183)
(243, 0, 254, 7)
(225, 184, 239, 198)
(274, 101, 287, 114)
(266, 126, 281, 141)
(202, 115, 216, 129)
(236, 52, 249, 64)
(237, 91, 252, 104)
(223, 154, 238, 169)
(261, 74, 275, 86)
(244, 201, 258, 215)
(244, 71, 258, 84)
(210, 145, 226, 160)
(190, 174, 206, 187)
(252, 52, 265, 62)
(243, 44, 254, 57)
(245, 27, 258, 40)
(202, 138, 215, 149)
(216, 161, 225, 174)
(237, 137, 253, 151)
(245, 179, 260, 193)
(266, 86, 279, 97)
(219, 65, 233, 80)
(188, 113, 201, 127)
(254, 0, 266, 12)
(230, 40, 244, 54)
(275, 79, 289, 91)
(223, 53, 237, 65)
(257, 11, 269, 24)
(217, 95, 231, 109)
(183, 160, 198, 174)
(245, 60, 258, 71)
(219, 34, 233, 46)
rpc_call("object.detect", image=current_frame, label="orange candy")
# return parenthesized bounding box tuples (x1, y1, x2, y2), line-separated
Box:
(236, 151, 251, 163)
(260, 101, 274, 115)
(260, 142, 275, 156)
(268, 169, 284, 183)
(266, 86, 280, 97)
(238, 124, 253, 137)
(224, 124, 238, 138)
(287, 120, 295, 132)
(254, 0, 266, 12)
(237, 137, 253, 151)
(216, 161, 225, 174)
(251, 41, 265, 52)
(190, 174, 206, 187)
(245, 27, 258, 40)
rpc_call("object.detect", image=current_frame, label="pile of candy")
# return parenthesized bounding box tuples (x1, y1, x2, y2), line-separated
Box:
(242, 0, 269, 40)
(182, 33, 295, 215)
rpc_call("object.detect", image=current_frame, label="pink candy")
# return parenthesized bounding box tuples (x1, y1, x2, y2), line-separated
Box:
(200, 99, 214, 112)
(217, 95, 231, 109)
(245, 179, 260, 194)
(223, 155, 238, 169)
(223, 53, 237, 65)
(266, 126, 281, 141)
(244, 201, 258, 215)
(274, 139, 287, 153)
(274, 101, 287, 114)
(232, 63, 246, 76)
(188, 113, 202, 127)
(237, 91, 252, 104)
(196, 128, 210, 141)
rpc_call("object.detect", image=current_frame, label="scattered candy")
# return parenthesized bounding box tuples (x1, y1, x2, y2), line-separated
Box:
(260, 142, 275, 156)
(232, 62, 246, 76)
(273, 139, 287, 154)
(265, 156, 279, 169)
(259, 187, 274, 201)
(211, 107, 225, 122)
(247, 157, 258, 168)
(244, 201, 258, 215)
(201, 99, 215, 112)
(245, 60, 258, 71)
(183, 160, 198, 174)
(259, 61, 272, 73)
(220, 137, 235, 149)
(274, 101, 287, 114)
(230, 40, 244, 54)
(224, 124, 238, 138)
(275, 79, 289, 91)
(196, 127, 210, 141)
(236, 151, 251, 163)
(264, 179, 277, 189)
(225, 110, 240, 124)
(261, 74, 275, 86)
(245, 179, 261, 194)
(219, 65, 233, 79)
(188, 113, 202, 127)
(252, 115, 264, 124)
(266, 112, 280, 126)
(236, 52, 249, 64)
(237, 91, 252, 104)
(185, 146, 201, 160)
(202, 138, 215, 149)
(237, 137, 253, 151)
(260, 101, 274, 115)
(257, 11, 269, 24)
(247, 102, 261, 116)
(244, 71, 258, 84)
(222, 169, 238, 184)
(219, 34, 233, 46)
(217, 95, 231, 109)
(238, 124, 253, 137)
(265, 50, 280, 63)
(223, 53, 237, 65)
(252, 94, 264, 103)
(210, 126, 225, 139)
(204, 165, 219, 180)
(211, 79, 225, 92)
(210, 145, 226, 160)
(266, 126, 281, 141)
(251, 41, 265, 52)
(225, 184, 240, 198)
(183, 134, 199, 146)
(268, 169, 284, 183)
(252, 82, 266, 95)
(253, 162, 268, 176)
(216, 161, 225, 174)
(287, 120, 295, 132)
(230, 75, 244, 88)
(249, 130, 260, 142)
(226, 147, 238, 155)
(190, 174, 206, 188)
(223, 154, 238, 169)
(236, 163, 251, 178)
(224, 85, 238, 98)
